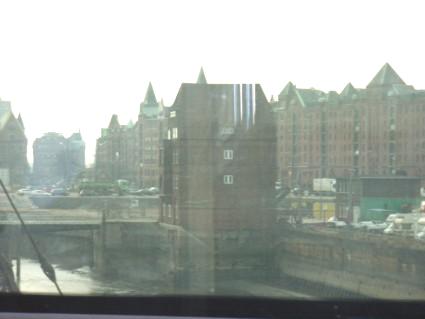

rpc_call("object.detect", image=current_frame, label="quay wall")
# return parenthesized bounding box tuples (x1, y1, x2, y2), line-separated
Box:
(275, 227, 425, 299)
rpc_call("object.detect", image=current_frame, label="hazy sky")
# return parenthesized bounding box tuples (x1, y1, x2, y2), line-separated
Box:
(1, 0, 425, 164)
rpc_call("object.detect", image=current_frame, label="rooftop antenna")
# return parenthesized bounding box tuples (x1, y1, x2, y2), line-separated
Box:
(0, 179, 63, 295)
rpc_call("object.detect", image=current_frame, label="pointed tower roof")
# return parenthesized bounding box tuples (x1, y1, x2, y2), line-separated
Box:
(70, 131, 82, 140)
(278, 81, 295, 100)
(144, 82, 158, 105)
(197, 67, 207, 84)
(367, 63, 405, 88)
(140, 83, 160, 118)
(108, 114, 120, 129)
(17, 113, 24, 129)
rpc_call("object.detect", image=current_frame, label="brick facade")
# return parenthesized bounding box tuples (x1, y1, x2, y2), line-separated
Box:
(0, 99, 28, 187)
(274, 63, 425, 189)
(95, 83, 165, 188)
(160, 81, 276, 236)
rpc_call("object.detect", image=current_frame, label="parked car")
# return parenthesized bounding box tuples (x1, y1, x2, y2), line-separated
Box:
(17, 188, 33, 196)
(129, 189, 147, 196)
(51, 188, 69, 196)
(351, 220, 387, 232)
(148, 187, 159, 195)
(351, 221, 373, 230)
(30, 190, 51, 196)
(79, 189, 97, 196)
(326, 217, 347, 228)
(365, 221, 388, 233)
(129, 187, 159, 196)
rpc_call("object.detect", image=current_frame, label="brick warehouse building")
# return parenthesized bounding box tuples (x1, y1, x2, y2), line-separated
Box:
(95, 83, 165, 187)
(274, 63, 425, 189)
(137, 82, 166, 188)
(160, 71, 276, 280)
(0, 98, 28, 187)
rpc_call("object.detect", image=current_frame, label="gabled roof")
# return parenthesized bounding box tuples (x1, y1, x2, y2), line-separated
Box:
(295, 88, 324, 107)
(388, 84, 415, 96)
(17, 113, 24, 129)
(340, 83, 357, 97)
(0, 111, 12, 132)
(197, 67, 207, 84)
(108, 114, 120, 129)
(68, 132, 83, 141)
(0, 100, 12, 119)
(0, 100, 25, 135)
(143, 82, 158, 105)
(127, 120, 134, 128)
(326, 90, 340, 103)
(367, 63, 405, 88)
(278, 81, 295, 100)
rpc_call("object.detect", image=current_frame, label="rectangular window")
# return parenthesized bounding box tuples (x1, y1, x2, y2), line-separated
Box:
(221, 127, 234, 135)
(167, 204, 172, 218)
(224, 149, 233, 160)
(174, 175, 179, 190)
(173, 149, 179, 165)
(170, 111, 176, 118)
(172, 127, 178, 139)
(223, 175, 234, 184)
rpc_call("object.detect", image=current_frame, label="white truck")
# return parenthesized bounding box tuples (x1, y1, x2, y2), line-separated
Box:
(313, 178, 336, 194)
(414, 216, 425, 241)
(383, 213, 425, 237)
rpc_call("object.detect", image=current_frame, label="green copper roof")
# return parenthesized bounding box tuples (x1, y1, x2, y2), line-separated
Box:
(108, 114, 120, 129)
(144, 82, 158, 105)
(367, 63, 405, 88)
(0, 100, 11, 119)
(278, 81, 295, 100)
(140, 82, 160, 117)
(340, 83, 356, 96)
(295, 88, 324, 107)
(197, 67, 207, 84)
(0, 111, 12, 132)
(17, 113, 24, 129)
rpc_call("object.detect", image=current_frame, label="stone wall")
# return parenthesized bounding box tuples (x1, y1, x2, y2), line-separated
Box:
(275, 227, 425, 299)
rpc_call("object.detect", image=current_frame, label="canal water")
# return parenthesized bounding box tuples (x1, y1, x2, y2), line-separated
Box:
(12, 259, 158, 295)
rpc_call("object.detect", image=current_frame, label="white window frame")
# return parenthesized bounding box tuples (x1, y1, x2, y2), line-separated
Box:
(223, 175, 234, 184)
(172, 127, 178, 139)
(224, 149, 234, 160)
(221, 127, 234, 135)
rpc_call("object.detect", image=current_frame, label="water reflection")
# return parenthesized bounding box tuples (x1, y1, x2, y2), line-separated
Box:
(12, 259, 145, 295)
